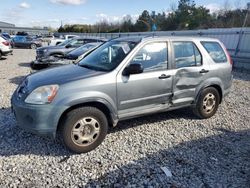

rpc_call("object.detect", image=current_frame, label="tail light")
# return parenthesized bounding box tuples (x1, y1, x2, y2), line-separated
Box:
(2, 41, 10, 46)
(221, 43, 233, 66)
(225, 49, 233, 65)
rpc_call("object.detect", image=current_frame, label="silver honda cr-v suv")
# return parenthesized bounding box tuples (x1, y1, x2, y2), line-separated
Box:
(11, 36, 233, 153)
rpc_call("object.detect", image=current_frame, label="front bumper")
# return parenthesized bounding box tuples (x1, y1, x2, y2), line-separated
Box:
(11, 93, 66, 138)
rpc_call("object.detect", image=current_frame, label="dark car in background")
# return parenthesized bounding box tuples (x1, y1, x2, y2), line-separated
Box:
(1, 33, 11, 40)
(31, 42, 103, 70)
(64, 42, 102, 60)
(12, 36, 42, 49)
(36, 37, 106, 62)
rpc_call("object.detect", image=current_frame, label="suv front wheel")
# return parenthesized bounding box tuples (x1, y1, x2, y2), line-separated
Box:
(61, 107, 108, 153)
(193, 87, 220, 119)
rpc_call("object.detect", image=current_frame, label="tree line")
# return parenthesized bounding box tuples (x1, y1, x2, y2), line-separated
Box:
(58, 0, 250, 33)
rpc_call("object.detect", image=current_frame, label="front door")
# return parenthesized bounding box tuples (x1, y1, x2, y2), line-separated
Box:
(117, 41, 173, 118)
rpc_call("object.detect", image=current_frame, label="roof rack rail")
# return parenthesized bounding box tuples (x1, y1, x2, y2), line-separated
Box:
(140, 33, 157, 41)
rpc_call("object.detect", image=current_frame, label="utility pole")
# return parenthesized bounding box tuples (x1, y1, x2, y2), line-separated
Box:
(242, 3, 250, 27)
(235, 2, 250, 56)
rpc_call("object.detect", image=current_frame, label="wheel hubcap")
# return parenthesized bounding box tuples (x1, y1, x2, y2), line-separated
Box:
(71, 117, 100, 146)
(203, 93, 216, 114)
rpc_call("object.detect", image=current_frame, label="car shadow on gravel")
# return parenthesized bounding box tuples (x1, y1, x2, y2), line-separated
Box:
(18, 62, 32, 68)
(110, 108, 199, 134)
(9, 75, 27, 85)
(0, 107, 199, 157)
(86, 129, 250, 187)
(0, 57, 7, 60)
(0, 107, 71, 157)
(233, 70, 250, 81)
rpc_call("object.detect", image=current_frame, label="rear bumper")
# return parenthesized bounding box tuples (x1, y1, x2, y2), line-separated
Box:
(1, 49, 12, 56)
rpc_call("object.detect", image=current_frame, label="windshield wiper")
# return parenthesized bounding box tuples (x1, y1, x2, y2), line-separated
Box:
(79, 64, 108, 72)
(79, 64, 93, 70)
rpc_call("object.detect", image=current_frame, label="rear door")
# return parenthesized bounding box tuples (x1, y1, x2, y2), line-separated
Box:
(171, 40, 211, 105)
(117, 41, 173, 117)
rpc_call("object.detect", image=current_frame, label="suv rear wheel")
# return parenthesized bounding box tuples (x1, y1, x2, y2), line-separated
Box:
(193, 87, 220, 119)
(61, 107, 108, 153)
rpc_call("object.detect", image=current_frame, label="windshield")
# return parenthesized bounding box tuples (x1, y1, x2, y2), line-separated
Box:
(78, 40, 138, 72)
(57, 39, 72, 46)
(70, 43, 101, 55)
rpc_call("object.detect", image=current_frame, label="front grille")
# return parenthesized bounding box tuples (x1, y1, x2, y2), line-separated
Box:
(36, 50, 44, 58)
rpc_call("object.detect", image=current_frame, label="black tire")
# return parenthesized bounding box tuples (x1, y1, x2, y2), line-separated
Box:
(0, 52, 2, 59)
(61, 107, 108, 153)
(30, 43, 37, 49)
(193, 87, 220, 119)
(30, 61, 35, 69)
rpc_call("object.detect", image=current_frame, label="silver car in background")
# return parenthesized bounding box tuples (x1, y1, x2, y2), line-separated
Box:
(11, 36, 233, 153)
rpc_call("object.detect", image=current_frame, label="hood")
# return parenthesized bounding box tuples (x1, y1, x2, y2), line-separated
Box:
(26, 64, 105, 90)
(37, 45, 65, 51)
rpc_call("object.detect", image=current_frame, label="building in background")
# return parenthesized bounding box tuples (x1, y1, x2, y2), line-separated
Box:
(0, 21, 49, 35)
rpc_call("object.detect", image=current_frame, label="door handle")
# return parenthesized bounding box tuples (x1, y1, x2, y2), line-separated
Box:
(158, 74, 171, 79)
(200, 69, 209, 73)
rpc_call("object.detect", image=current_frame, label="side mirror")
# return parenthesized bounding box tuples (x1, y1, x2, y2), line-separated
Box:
(123, 63, 143, 76)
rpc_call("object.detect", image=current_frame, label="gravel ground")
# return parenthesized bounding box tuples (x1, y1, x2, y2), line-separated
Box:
(0, 49, 250, 188)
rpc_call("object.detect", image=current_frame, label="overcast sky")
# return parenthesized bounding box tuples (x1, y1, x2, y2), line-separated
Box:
(0, 0, 248, 28)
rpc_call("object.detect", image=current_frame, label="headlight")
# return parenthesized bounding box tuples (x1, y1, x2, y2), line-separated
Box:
(25, 85, 59, 104)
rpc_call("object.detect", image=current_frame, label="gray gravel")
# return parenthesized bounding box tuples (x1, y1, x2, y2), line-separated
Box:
(0, 49, 250, 188)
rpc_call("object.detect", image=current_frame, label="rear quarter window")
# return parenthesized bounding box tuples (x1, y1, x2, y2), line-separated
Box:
(201, 41, 227, 63)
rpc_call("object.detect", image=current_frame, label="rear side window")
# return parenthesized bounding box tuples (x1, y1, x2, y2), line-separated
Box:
(201, 42, 227, 63)
(173, 42, 202, 68)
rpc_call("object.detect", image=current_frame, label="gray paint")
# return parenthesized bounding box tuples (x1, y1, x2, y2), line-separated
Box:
(11, 36, 232, 138)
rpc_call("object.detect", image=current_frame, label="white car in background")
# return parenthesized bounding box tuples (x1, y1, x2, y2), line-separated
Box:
(49, 34, 78, 46)
(0, 36, 12, 59)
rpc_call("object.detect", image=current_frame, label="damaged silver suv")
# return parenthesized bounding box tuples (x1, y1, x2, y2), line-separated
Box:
(11, 36, 233, 153)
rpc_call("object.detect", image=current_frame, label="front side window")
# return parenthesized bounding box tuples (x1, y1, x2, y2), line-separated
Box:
(130, 42, 168, 72)
(173, 42, 202, 68)
(78, 40, 138, 72)
(201, 41, 227, 63)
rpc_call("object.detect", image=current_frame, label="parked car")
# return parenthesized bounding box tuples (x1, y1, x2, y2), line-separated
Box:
(12, 36, 42, 49)
(36, 37, 106, 63)
(31, 42, 103, 70)
(11, 36, 233, 153)
(1, 33, 14, 47)
(1, 32, 11, 40)
(49, 34, 79, 46)
(0, 36, 12, 59)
